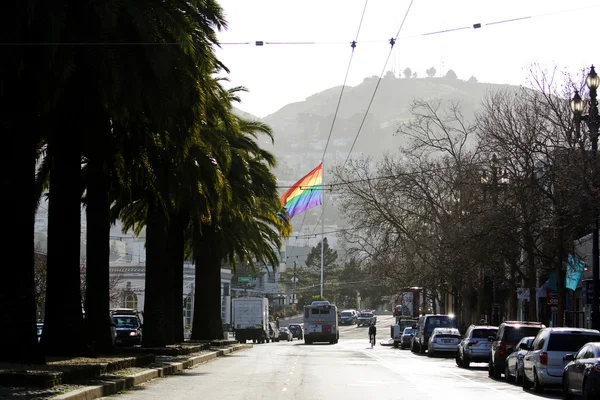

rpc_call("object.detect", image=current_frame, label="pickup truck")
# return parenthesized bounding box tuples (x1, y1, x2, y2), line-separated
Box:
(357, 312, 376, 327)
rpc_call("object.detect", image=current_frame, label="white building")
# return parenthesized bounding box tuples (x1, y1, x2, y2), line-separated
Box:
(109, 262, 233, 327)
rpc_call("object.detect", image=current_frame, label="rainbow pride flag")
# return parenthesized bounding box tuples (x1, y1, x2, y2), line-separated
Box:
(281, 163, 323, 219)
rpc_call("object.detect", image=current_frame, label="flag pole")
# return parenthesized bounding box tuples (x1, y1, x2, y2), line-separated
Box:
(320, 162, 325, 298)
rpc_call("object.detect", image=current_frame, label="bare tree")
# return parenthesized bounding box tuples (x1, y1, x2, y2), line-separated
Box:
(333, 100, 485, 323)
(476, 65, 591, 325)
(80, 259, 125, 311)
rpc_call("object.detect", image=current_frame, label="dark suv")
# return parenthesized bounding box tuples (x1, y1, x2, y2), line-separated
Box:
(488, 320, 545, 379)
(111, 308, 143, 347)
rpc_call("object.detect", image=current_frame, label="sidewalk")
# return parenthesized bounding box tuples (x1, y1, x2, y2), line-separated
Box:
(0, 341, 251, 400)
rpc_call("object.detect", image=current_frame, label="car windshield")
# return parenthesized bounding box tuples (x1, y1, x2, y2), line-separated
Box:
(472, 328, 497, 339)
(113, 316, 139, 328)
(360, 313, 372, 318)
(425, 317, 456, 333)
(505, 326, 542, 342)
(547, 333, 600, 352)
(341, 312, 352, 317)
(403, 328, 413, 334)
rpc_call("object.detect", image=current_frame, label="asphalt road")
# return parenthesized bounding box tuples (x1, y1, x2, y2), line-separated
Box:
(100, 315, 562, 400)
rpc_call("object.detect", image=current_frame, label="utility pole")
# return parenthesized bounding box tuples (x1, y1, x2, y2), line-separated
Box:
(293, 260, 297, 307)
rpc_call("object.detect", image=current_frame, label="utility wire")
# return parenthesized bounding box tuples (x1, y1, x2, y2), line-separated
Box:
(309, 0, 415, 239)
(285, 0, 369, 263)
(6, 5, 596, 46)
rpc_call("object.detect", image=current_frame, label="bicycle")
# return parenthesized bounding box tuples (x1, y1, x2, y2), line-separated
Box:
(370, 334, 376, 349)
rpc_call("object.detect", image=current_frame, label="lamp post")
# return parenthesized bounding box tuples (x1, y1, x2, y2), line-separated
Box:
(571, 65, 600, 330)
(481, 154, 506, 325)
(490, 154, 500, 326)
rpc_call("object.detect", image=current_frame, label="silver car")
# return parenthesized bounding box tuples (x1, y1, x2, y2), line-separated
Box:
(456, 325, 498, 368)
(523, 327, 600, 392)
(428, 327, 461, 357)
(504, 336, 535, 384)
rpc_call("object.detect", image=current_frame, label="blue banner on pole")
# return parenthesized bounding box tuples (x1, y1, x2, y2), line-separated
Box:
(566, 254, 586, 291)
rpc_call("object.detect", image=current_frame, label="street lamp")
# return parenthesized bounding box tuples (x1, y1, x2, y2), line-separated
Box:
(481, 154, 508, 325)
(571, 65, 600, 331)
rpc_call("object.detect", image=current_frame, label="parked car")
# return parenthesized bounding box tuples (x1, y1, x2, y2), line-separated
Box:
(504, 336, 535, 384)
(278, 327, 292, 342)
(456, 324, 498, 368)
(427, 327, 461, 357)
(488, 320, 545, 379)
(36, 322, 43, 344)
(268, 322, 280, 342)
(111, 309, 143, 347)
(412, 314, 458, 354)
(288, 324, 303, 340)
(563, 341, 600, 399)
(357, 312, 376, 327)
(339, 310, 358, 325)
(400, 327, 414, 350)
(522, 327, 600, 392)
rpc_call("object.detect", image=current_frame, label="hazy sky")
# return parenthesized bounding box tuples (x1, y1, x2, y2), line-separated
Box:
(214, 0, 599, 118)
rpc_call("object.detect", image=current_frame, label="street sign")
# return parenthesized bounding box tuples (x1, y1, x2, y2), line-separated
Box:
(238, 277, 253, 283)
(551, 306, 558, 313)
(548, 298, 558, 305)
(291, 276, 299, 283)
(516, 288, 530, 301)
(584, 280, 593, 305)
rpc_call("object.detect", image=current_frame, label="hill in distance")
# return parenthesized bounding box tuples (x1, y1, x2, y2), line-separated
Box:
(236, 74, 520, 237)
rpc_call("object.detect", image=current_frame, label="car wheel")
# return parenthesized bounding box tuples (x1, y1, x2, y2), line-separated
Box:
(492, 363, 502, 379)
(462, 356, 470, 369)
(455, 353, 461, 367)
(427, 346, 433, 357)
(522, 373, 532, 390)
(562, 377, 572, 400)
(505, 364, 513, 383)
(583, 378, 592, 400)
(533, 368, 544, 393)
(488, 362, 494, 377)
(515, 368, 521, 385)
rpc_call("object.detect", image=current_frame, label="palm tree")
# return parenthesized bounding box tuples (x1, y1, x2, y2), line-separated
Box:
(42, 0, 227, 354)
(0, 1, 57, 362)
(191, 113, 291, 340)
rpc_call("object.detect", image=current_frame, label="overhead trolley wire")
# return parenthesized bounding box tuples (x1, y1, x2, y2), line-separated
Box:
(217, 4, 599, 46)
(285, 0, 370, 263)
(309, 0, 415, 239)
(7, 4, 596, 47)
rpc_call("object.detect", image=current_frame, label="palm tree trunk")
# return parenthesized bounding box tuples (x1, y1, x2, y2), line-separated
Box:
(165, 213, 186, 344)
(143, 203, 168, 347)
(85, 158, 114, 353)
(43, 133, 86, 356)
(191, 232, 224, 340)
(0, 110, 41, 362)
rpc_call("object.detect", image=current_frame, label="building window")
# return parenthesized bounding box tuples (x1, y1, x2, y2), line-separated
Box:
(124, 293, 138, 310)
(184, 294, 194, 327)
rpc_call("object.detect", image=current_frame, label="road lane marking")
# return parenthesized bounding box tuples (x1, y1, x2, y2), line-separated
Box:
(362, 350, 520, 399)
(282, 388, 287, 392)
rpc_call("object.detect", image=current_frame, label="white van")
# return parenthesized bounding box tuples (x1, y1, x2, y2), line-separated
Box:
(522, 327, 600, 392)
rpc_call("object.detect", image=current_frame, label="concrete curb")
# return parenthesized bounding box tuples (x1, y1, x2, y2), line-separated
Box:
(52, 344, 253, 400)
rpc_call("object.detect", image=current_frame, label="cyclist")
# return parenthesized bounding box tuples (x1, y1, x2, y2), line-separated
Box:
(368, 322, 376, 347)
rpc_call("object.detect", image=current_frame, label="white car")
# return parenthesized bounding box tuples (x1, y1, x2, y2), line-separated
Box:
(522, 327, 600, 392)
(428, 327, 461, 357)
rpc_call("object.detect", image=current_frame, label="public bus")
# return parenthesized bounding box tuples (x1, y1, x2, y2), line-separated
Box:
(303, 301, 339, 344)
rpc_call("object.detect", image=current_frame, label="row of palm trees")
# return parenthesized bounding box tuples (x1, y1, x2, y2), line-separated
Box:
(1, 0, 290, 363)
